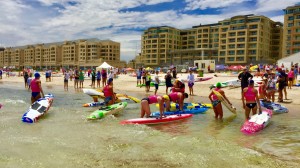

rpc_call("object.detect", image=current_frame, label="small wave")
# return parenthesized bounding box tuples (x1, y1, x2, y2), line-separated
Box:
(4, 99, 26, 104)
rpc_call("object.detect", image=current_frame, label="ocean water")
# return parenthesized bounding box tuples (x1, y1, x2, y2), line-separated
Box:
(0, 81, 299, 168)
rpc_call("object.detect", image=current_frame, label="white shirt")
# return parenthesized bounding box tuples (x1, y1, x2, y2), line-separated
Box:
(187, 73, 195, 83)
(154, 75, 159, 84)
(64, 72, 70, 80)
(108, 72, 114, 79)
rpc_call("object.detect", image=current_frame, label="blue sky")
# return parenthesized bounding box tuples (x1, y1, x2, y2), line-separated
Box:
(0, 0, 299, 61)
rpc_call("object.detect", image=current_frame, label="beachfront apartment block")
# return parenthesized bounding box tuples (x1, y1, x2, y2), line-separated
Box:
(10, 48, 24, 68)
(139, 14, 283, 67)
(0, 38, 122, 69)
(141, 26, 181, 66)
(282, 5, 300, 58)
(218, 15, 282, 64)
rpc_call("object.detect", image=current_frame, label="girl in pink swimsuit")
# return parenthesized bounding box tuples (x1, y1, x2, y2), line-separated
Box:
(242, 80, 261, 120)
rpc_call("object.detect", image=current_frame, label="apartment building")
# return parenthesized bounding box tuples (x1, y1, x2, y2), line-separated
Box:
(0, 48, 4, 67)
(43, 44, 62, 68)
(24, 45, 35, 68)
(282, 5, 300, 57)
(139, 14, 283, 67)
(0, 38, 121, 69)
(141, 26, 181, 66)
(218, 15, 282, 64)
(3, 48, 12, 67)
(35, 44, 44, 67)
(10, 48, 24, 68)
(62, 41, 78, 68)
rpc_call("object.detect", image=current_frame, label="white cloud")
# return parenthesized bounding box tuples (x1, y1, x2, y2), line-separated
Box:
(270, 15, 284, 23)
(185, 0, 249, 10)
(256, 0, 299, 13)
(0, 0, 299, 61)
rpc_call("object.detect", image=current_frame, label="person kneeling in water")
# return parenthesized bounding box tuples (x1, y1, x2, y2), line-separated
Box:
(242, 80, 262, 120)
(140, 95, 169, 118)
(165, 92, 189, 112)
(103, 78, 116, 106)
(209, 82, 232, 119)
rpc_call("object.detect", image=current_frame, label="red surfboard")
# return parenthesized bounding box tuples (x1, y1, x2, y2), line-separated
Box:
(120, 114, 193, 125)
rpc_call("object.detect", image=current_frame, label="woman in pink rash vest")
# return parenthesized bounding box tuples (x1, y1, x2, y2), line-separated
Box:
(140, 95, 170, 118)
(164, 92, 189, 112)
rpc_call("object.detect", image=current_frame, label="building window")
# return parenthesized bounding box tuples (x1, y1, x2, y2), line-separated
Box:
(227, 57, 234, 61)
(288, 16, 294, 20)
(288, 23, 294, 27)
(228, 50, 235, 55)
(248, 50, 256, 55)
(237, 50, 245, 55)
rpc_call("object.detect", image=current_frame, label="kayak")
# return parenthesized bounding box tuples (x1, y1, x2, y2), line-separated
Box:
(22, 94, 54, 123)
(150, 108, 208, 117)
(137, 82, 166, 87)
(83, 101, 106, 107)
(120, 114, 193, 125)
(156, 102, 212, 111)
(83, 88, 140, 103)
(195, 77, 213, 82)
(260, 100, 288, 113)
(83, 97, 132, 107)
(87, 102, 127, 120)
(182, 77, 213, 83)
(210, 82, 228, 89)
(240, 109, 272, 134)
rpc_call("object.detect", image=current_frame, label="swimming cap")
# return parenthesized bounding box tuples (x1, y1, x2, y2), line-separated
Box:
(184, 93, 189, 98)
(249, 80, 254, 84)
(108, 78, 113, 84)
(34, 73, 40, 78)
(162, 95, 169, 100)
(216, 82, 222, 88)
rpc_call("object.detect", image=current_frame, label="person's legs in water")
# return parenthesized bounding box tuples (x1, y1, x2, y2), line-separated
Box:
(278, 87, 283, 102)
(212, 100, 223, 119)
(251, 104, 258, 116)
(140, 99, 150, 118)
(270, 90, 275, 102)
(244, 105, 251, 120)
(31, 92, 41, 104)
(154, 84, 158, 95)
(284, 86, 287, 99)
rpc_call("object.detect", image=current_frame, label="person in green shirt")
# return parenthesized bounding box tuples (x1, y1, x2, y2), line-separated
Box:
(79, 69, 84, 88)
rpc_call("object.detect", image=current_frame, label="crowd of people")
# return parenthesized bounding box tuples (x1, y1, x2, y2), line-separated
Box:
(1, 63, 299, 122)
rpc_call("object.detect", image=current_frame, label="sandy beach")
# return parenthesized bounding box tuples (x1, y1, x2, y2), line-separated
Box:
(2, 71, 300, 105)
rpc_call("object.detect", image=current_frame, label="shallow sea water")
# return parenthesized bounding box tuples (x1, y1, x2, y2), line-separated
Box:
(0, 82, 299, 168)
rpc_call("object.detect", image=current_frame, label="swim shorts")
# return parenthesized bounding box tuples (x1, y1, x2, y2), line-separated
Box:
(246, 103, 257, 109)
(212, 100, 221, 107)
(32, 92, 40, 98)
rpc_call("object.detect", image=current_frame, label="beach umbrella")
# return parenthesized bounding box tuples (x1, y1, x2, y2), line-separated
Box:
(145, 67, 153, 71)
(216, 64, 226, 70)
(249, 65, 258, 71)
(126, 67, 134, 71)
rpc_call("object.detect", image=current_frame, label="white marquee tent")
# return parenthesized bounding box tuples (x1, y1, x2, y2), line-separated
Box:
(96, 62, 113, 71)
(277, 52, 300, 70)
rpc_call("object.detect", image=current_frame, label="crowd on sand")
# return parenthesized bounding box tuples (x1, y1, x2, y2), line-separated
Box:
(0, 63, 298, 120)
